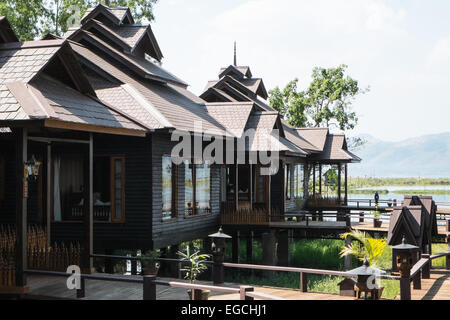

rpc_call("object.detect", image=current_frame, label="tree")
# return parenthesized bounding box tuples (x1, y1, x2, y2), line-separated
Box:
(0, 0, 51, 40)
(107, 0, 158, 24)
(1, 0, 158, 40)
(269, 64, 369, 131)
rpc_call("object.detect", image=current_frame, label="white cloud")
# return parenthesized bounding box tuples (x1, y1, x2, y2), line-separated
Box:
(427, 35, 450, 68)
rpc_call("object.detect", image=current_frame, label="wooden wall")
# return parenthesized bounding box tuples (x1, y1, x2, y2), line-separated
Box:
(151, 133, 220, 249)
(51, 134, 153, 250)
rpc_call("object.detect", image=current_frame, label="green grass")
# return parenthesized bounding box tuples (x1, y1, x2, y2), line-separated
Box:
(392, 190, 450, 195)
(432, 243, 449, 267)
(348, 189, 389, 194)
(349, 177, 450, 188)
(224, 239, 449, 300)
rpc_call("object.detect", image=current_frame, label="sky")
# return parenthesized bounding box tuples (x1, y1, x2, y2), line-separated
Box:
(151, 0, 450, 142)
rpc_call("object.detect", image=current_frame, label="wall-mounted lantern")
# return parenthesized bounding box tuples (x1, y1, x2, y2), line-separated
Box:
(346, 258, 386, 300)
(209, 227, 231, 285)
(24, 155, 41, 181)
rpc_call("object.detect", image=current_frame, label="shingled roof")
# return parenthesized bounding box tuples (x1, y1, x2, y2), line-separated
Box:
(387, 205, 427, 248)
(77, 5, 162, 61)
(0, 40, 146, 136)
(70, 41, 229, 136)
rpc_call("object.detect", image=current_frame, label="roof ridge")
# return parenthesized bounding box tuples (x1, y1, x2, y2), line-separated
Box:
(0, 39, 65, 50)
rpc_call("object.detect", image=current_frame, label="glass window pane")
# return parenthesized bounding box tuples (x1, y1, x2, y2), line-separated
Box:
(184, 160, 193, 216)
(195, 162, 211, 215)
(162, 156, 172, 220)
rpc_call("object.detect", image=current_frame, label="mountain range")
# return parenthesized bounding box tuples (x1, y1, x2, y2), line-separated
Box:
(348, 132, 450, 178)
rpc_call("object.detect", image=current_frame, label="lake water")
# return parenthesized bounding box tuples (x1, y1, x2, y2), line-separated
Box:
(351, 185, 450, 203)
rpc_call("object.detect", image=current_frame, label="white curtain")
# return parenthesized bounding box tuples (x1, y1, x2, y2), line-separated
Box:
(53, 156, 62, 221)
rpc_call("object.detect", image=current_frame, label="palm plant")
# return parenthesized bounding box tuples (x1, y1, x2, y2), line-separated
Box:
(178, 246, 211, 283)
(340, 229, 387, 267)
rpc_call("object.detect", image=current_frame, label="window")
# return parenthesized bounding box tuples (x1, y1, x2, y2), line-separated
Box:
(184, 160, 211, 216)
(162, 156, 177, 221)
(293, 164, 304, 198)
(285, 164, 291, 200)
(111, 157, 125, 222)
(254, 166, 265, 203)
(53, 153, 125, 223)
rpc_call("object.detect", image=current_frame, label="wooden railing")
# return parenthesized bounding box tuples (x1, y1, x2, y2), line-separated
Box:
(23, 269, 283, 300)
(398, 251, 450, 300)
(223, 261, 400, 295)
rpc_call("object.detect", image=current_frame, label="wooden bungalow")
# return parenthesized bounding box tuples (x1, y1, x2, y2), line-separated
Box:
(200, 60, 361, 223)
(0, 5, 233, 287)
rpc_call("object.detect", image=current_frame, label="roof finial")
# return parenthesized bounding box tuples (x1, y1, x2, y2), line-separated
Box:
(234, 41, 237, 66)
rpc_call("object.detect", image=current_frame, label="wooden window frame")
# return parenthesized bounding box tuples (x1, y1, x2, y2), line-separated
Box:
(185, 161, 211, 218)
(110, 156, 125, 223)
(161, 155, 178, 222)
(293, 164, 304, 199)
(285, 164, 291, 200)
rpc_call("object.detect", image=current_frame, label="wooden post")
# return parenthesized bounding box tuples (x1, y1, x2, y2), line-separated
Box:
(300, 272, 307, 292)
(15, 127, 27, 287)
(344, 164, 348, 205)
(359, 212, 364, 223)
(76, 276, 85, 298)
(277, 230, 290, 266)
(240, 286, 254, 300)
(422, 254, 430, 279)
(82, 134, 93, 274)
(337, 164, 342, 204)
(318, 164, 322, 195)
(246, 231, 253, 264)
(232, 231, 240, 263)
(312, 164, 316, 195)
(249, 164, 253, 208)
(143, 275, 157, 300)
(413, 269, 421, 290)
(46, 143, 51, 247)
(400, 277, 411, 300)
(235, 164, 239, 212)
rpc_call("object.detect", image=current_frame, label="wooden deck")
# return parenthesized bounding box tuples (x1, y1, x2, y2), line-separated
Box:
(209, 286, 353, 300)
(408, 270, 450, 300)
(353, 222, 450, 237)
(15, 270, 450, 300)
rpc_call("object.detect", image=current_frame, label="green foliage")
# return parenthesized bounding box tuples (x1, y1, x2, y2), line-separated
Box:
(108, 0, 158, 24)
(269, 64, 368, 130)
(0, 0, 51, 40)
(340, 230, 387, 267)
(1, 0, 157, 40)
(178, 246, 210, 284)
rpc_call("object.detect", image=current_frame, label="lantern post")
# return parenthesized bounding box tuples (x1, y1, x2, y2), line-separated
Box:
(209, 227, 231, 285)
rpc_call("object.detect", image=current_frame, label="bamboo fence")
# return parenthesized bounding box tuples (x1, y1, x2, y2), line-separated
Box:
(0, 225, 81, 287)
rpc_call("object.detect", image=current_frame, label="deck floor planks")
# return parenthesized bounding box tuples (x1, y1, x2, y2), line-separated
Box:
(23, 270, 450, 300)
(409, 270, 450, 300)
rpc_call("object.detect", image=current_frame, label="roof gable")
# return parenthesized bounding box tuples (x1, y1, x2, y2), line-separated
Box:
(81, 4, 134, 26)
(79, 7, 162, 61)
(0, 17, 19, 43)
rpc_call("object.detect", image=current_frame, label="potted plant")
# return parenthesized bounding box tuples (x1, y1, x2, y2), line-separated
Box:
(178, 246, 211, 300)
(141, 250, 160, 276)
(372, 204, 382, 228)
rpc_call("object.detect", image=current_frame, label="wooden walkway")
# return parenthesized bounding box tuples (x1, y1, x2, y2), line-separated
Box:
(16, 270, 450, 300)
(409, 270, 450, 300)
